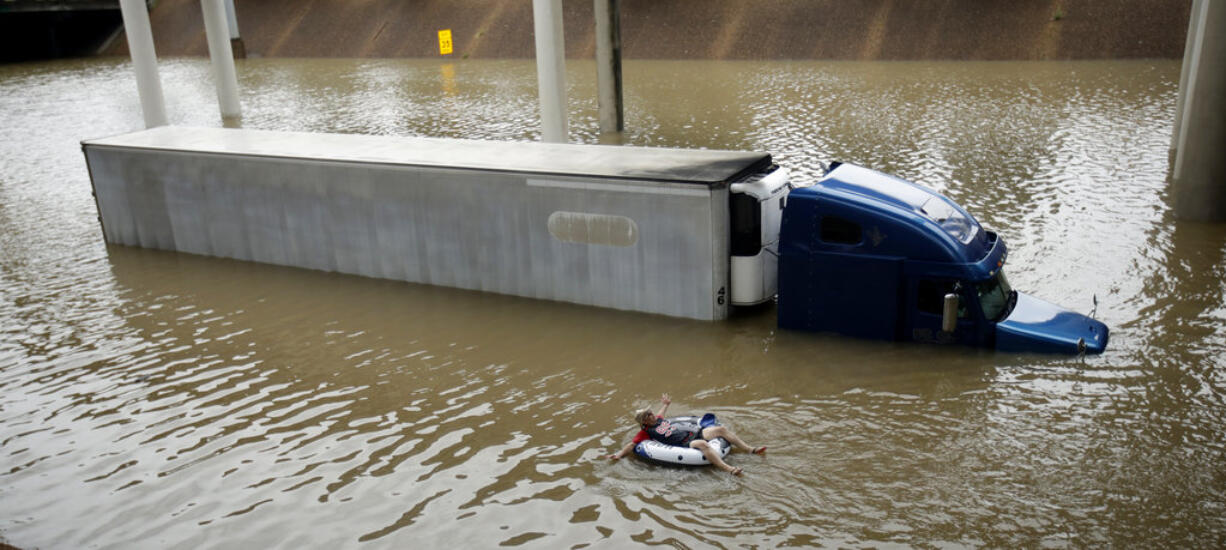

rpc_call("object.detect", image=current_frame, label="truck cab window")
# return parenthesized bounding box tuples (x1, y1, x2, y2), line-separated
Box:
(820, 216, 861, 245)
(917, 279, 968, 318)
(920, 196, 976, 244)
(977, 272, 1014, 321)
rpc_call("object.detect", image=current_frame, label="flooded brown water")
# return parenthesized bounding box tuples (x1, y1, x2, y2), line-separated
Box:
(1, 57, 1224, 548)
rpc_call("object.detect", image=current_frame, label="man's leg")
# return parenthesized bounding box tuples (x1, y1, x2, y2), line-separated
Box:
(700, 426, 761, 453)
(690, 439, 741, 475)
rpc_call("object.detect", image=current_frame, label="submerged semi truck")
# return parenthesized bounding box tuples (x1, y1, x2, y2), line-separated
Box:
(82, 127, 1107, 354)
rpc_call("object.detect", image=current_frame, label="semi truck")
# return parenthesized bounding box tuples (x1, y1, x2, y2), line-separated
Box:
(82, 126, 1107, 354)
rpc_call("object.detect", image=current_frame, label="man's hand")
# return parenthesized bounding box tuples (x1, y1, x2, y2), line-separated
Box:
(657, 393, 672, 418)
(608, 442, 634, 460)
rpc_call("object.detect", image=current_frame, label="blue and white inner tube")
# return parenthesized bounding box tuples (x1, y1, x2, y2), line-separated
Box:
(633, 413, 731, 466)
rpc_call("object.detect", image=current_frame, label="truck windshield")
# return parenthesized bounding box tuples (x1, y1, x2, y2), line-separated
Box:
(920, 196, 976, 244)
(977, 272, 1015, 322)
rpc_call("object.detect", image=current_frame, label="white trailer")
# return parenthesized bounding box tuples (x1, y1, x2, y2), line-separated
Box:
(83, 127, 789, 321)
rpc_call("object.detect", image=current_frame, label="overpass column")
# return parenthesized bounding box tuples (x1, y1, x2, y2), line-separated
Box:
(223, 0, 245, 58)
(200, 0, 242, 119)
(1172, 0, 1226, 221)
(533, 0, 568, 143)
(594, 0, 624, 134)
(118, 0, 167, 128)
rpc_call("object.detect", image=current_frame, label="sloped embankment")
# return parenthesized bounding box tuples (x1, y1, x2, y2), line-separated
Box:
(104, 0, 1190, 60)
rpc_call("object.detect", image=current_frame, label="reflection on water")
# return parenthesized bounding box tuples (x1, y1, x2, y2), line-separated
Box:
(1, 57, 1224, 548)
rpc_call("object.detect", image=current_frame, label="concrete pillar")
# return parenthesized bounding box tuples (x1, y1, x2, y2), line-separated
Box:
(223, 0, 240, 38)
(223, 0, 246, 58)
(1171, 0, 1199, 157)
(1172, 0, 1226, 221)
(201, 0, 242, 119)
(594, 0, 624, 134)
(532, 0, 568, 143)
(118, 0, 167, 128)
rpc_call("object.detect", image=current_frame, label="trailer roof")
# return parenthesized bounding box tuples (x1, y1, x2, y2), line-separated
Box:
(83, 126, 772, 185)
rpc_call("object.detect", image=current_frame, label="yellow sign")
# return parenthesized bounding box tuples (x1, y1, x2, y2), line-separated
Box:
(438, 29, 453, 56)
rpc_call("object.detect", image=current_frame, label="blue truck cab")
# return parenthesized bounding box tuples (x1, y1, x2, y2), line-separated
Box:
(777, 163, 1108, 354)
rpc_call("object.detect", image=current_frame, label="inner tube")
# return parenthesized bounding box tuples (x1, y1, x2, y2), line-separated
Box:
(633, 413, 730, 466)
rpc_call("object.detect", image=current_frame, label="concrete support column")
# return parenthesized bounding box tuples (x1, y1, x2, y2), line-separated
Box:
(594, 0, 624, 134)
(1171, 0, 1199, 157)
(201, 0, 242, 119)
(532, 0, 568, 143)
(223, 0, 246, 58)
(1172, 0, 1226, 221)
(118, 0, 167, 128)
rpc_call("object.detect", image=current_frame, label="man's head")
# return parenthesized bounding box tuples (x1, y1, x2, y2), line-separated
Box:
(634, 409, 658, 428)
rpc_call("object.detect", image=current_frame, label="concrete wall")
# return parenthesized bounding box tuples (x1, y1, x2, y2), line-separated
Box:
(103, 0, 1191, 60)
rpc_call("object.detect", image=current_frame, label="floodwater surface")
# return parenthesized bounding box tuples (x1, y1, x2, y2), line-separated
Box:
(1, 57, 1224, 548)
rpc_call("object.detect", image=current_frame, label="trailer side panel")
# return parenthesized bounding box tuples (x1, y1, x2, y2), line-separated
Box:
(84, 140, 733, 320)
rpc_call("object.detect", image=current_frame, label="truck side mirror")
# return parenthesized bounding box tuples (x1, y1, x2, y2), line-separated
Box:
(942, 293, 959, 333)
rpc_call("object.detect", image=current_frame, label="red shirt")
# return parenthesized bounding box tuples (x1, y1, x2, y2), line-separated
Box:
(632, 429, 650, 445)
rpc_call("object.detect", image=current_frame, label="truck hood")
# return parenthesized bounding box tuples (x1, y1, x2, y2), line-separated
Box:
(995, 292, 1109, 354)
